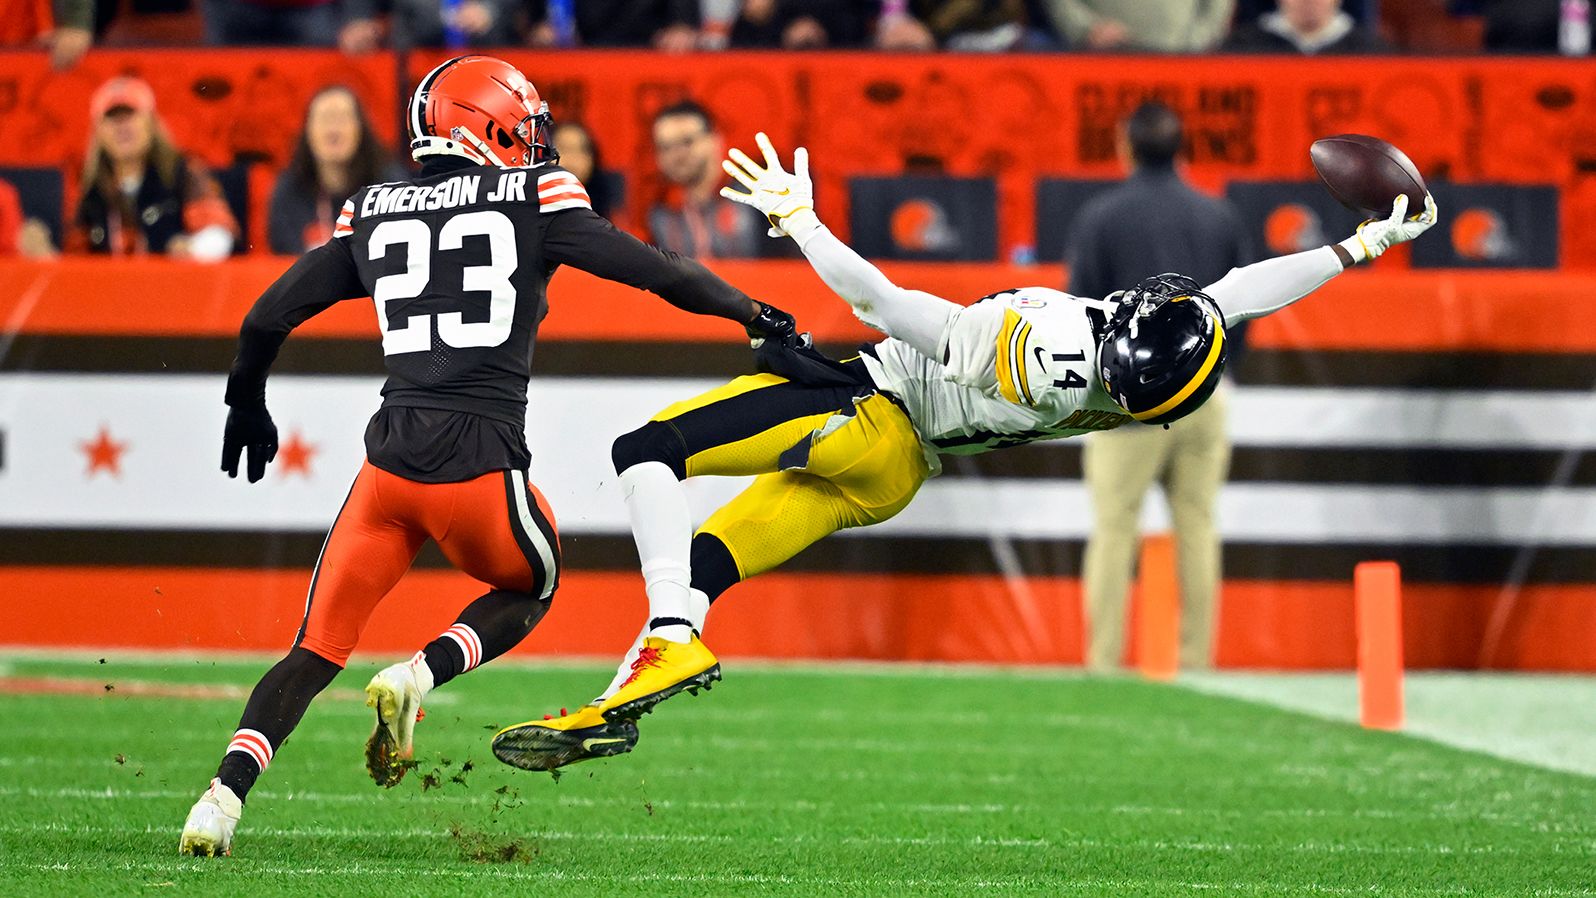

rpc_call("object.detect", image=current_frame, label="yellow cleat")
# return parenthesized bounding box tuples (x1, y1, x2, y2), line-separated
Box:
(491, 705, 639, 772)
(599, 634, 721, 721)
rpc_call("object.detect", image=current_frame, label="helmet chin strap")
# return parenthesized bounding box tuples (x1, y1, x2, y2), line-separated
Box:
(409, 125, 508, 167)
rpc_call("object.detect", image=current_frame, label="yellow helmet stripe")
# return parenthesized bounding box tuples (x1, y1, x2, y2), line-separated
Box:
(1129, 313, 1226, 422)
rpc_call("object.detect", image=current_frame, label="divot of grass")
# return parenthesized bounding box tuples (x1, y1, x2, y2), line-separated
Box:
(447, 823, 538, 864)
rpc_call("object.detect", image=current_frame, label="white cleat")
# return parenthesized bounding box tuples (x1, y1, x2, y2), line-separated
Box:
(364, 660, 425, 787)
(178, 778, 241, 857)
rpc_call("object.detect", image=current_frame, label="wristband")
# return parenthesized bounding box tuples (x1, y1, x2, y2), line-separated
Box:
(1336, 232, 1371, 265)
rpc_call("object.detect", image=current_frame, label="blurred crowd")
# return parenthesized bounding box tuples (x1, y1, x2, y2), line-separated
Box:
(0, 68, 776, 259)
(1, 0, 1588, 260)
(4, 0, 1590, 60)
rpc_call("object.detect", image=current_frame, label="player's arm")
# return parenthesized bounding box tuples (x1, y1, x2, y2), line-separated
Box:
(223, 235, 365, 482)
(540, 202, 797, 346)
(1207, 194, 1438, 323)
(718, 133, 958, 360)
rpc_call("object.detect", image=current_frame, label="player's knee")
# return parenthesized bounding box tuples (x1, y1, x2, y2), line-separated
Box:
(289, 645, 346, 673)
(689, 532, 741, 603)
(293, 635, 352, 669)
(611, 421, 687, 479)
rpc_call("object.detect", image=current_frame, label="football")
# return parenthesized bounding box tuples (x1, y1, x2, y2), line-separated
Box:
(1309, 134, 1429, 217)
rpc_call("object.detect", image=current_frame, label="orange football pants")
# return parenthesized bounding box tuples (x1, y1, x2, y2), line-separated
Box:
(294, 461, 561, 666)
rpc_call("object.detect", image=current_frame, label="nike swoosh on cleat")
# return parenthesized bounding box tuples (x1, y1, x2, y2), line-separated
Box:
(581, 737, 629, 751)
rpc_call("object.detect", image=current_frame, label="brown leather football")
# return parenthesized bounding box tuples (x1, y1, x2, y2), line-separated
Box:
(1309, 134, 1429, 217)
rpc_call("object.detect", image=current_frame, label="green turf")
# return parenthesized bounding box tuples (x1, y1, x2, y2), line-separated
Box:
(0, 654, 1592, 897)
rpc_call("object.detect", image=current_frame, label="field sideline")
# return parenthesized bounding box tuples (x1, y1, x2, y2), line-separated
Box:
(1, 653, 1592, 897)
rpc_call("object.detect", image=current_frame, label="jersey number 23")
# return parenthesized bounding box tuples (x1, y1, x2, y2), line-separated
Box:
(368, 210, 517, 355)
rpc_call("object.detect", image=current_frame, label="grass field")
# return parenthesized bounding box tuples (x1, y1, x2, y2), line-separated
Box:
(1, 654, 1592, 897)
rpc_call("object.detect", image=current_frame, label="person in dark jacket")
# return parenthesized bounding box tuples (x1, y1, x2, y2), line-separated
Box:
(72, 75, 238, 260)
(268, 85, 403, 255)
(646, 100, 768, 259)
(1224, 0, 1388, 53)
(1068, 101, 1249, 673)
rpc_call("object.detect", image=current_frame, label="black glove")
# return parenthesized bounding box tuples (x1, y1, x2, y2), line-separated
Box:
(222, 402, 279, 483)
(745, 301, 801, 349)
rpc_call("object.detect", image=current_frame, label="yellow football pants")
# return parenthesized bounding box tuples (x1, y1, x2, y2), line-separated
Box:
(649, 372, 930, 581)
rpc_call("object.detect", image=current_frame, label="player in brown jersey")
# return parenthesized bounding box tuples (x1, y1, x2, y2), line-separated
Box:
(179, 56, 798, 857)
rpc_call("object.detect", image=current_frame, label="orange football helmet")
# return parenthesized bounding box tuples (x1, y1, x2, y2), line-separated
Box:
(408, 55, 556, 168)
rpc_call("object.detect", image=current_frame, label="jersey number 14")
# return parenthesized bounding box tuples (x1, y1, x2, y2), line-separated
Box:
(369, 210, 517, 355)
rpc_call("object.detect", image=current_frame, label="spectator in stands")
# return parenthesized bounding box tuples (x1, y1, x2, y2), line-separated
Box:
(269, 86, 401, 256)
(526, 0, 698, 50)
(551, 122, 619, 221)
(1043, 0, 1234, 51)
(345, 0, 518, 49)
(0, 177, 57, 258)
(1479, 0, 1560, 52)
(875, 1, 939, 48)
(1224, 0, 1388, 53)
(647, 100, 765, 259)
(0, 0, 94, 70)
(1067, 101, 1248, 673)
(201, 0, 340, 47)
(71, 76, 238, 260)
(727, 0, 872, 48)
(909, 0, 1050, 50)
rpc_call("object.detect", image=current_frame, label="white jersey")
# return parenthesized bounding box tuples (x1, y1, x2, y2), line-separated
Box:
(859, 286, 1134, 464)
(793, 219, 1345, 472)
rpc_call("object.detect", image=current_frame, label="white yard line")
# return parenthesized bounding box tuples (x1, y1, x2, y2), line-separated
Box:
(0, 785, 1579, 829)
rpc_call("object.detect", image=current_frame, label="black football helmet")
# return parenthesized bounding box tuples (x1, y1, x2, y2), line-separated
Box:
(1097, 273, 1228, 426)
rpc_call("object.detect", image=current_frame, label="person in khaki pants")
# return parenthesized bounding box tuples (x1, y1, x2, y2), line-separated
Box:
(1065, 101, 1249, 672)
(1082, 385, 1230, 671)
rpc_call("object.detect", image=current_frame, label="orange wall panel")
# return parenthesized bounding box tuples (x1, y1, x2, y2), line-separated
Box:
(7, 258, 1596, 353)
(4, 567, 1594, 671)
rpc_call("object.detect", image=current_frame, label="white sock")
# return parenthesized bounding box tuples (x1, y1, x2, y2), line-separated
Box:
(595, 626, 649, 703)
(593, 589, 713, 704)
(684, 587, 710, 633)
(620, 462, 696, 643)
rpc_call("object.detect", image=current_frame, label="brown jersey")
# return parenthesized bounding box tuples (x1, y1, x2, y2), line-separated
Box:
(227, 156, 758, 482)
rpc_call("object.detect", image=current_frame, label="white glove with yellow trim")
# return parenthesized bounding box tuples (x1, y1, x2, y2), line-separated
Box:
(720, 132, 822, 243)
(1337, 193, 1439, 264)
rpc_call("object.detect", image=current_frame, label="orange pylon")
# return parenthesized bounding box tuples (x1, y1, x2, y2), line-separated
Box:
(1136, 533, 1179, 681)
(1355, 561, 1405, 730)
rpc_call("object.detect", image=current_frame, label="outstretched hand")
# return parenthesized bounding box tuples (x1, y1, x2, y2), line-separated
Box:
(1340, 193, 1440, 263)
(720, 132, 819, 240)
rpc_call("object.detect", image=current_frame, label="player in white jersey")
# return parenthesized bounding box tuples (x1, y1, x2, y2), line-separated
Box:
(490, 134, 1438, 771)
